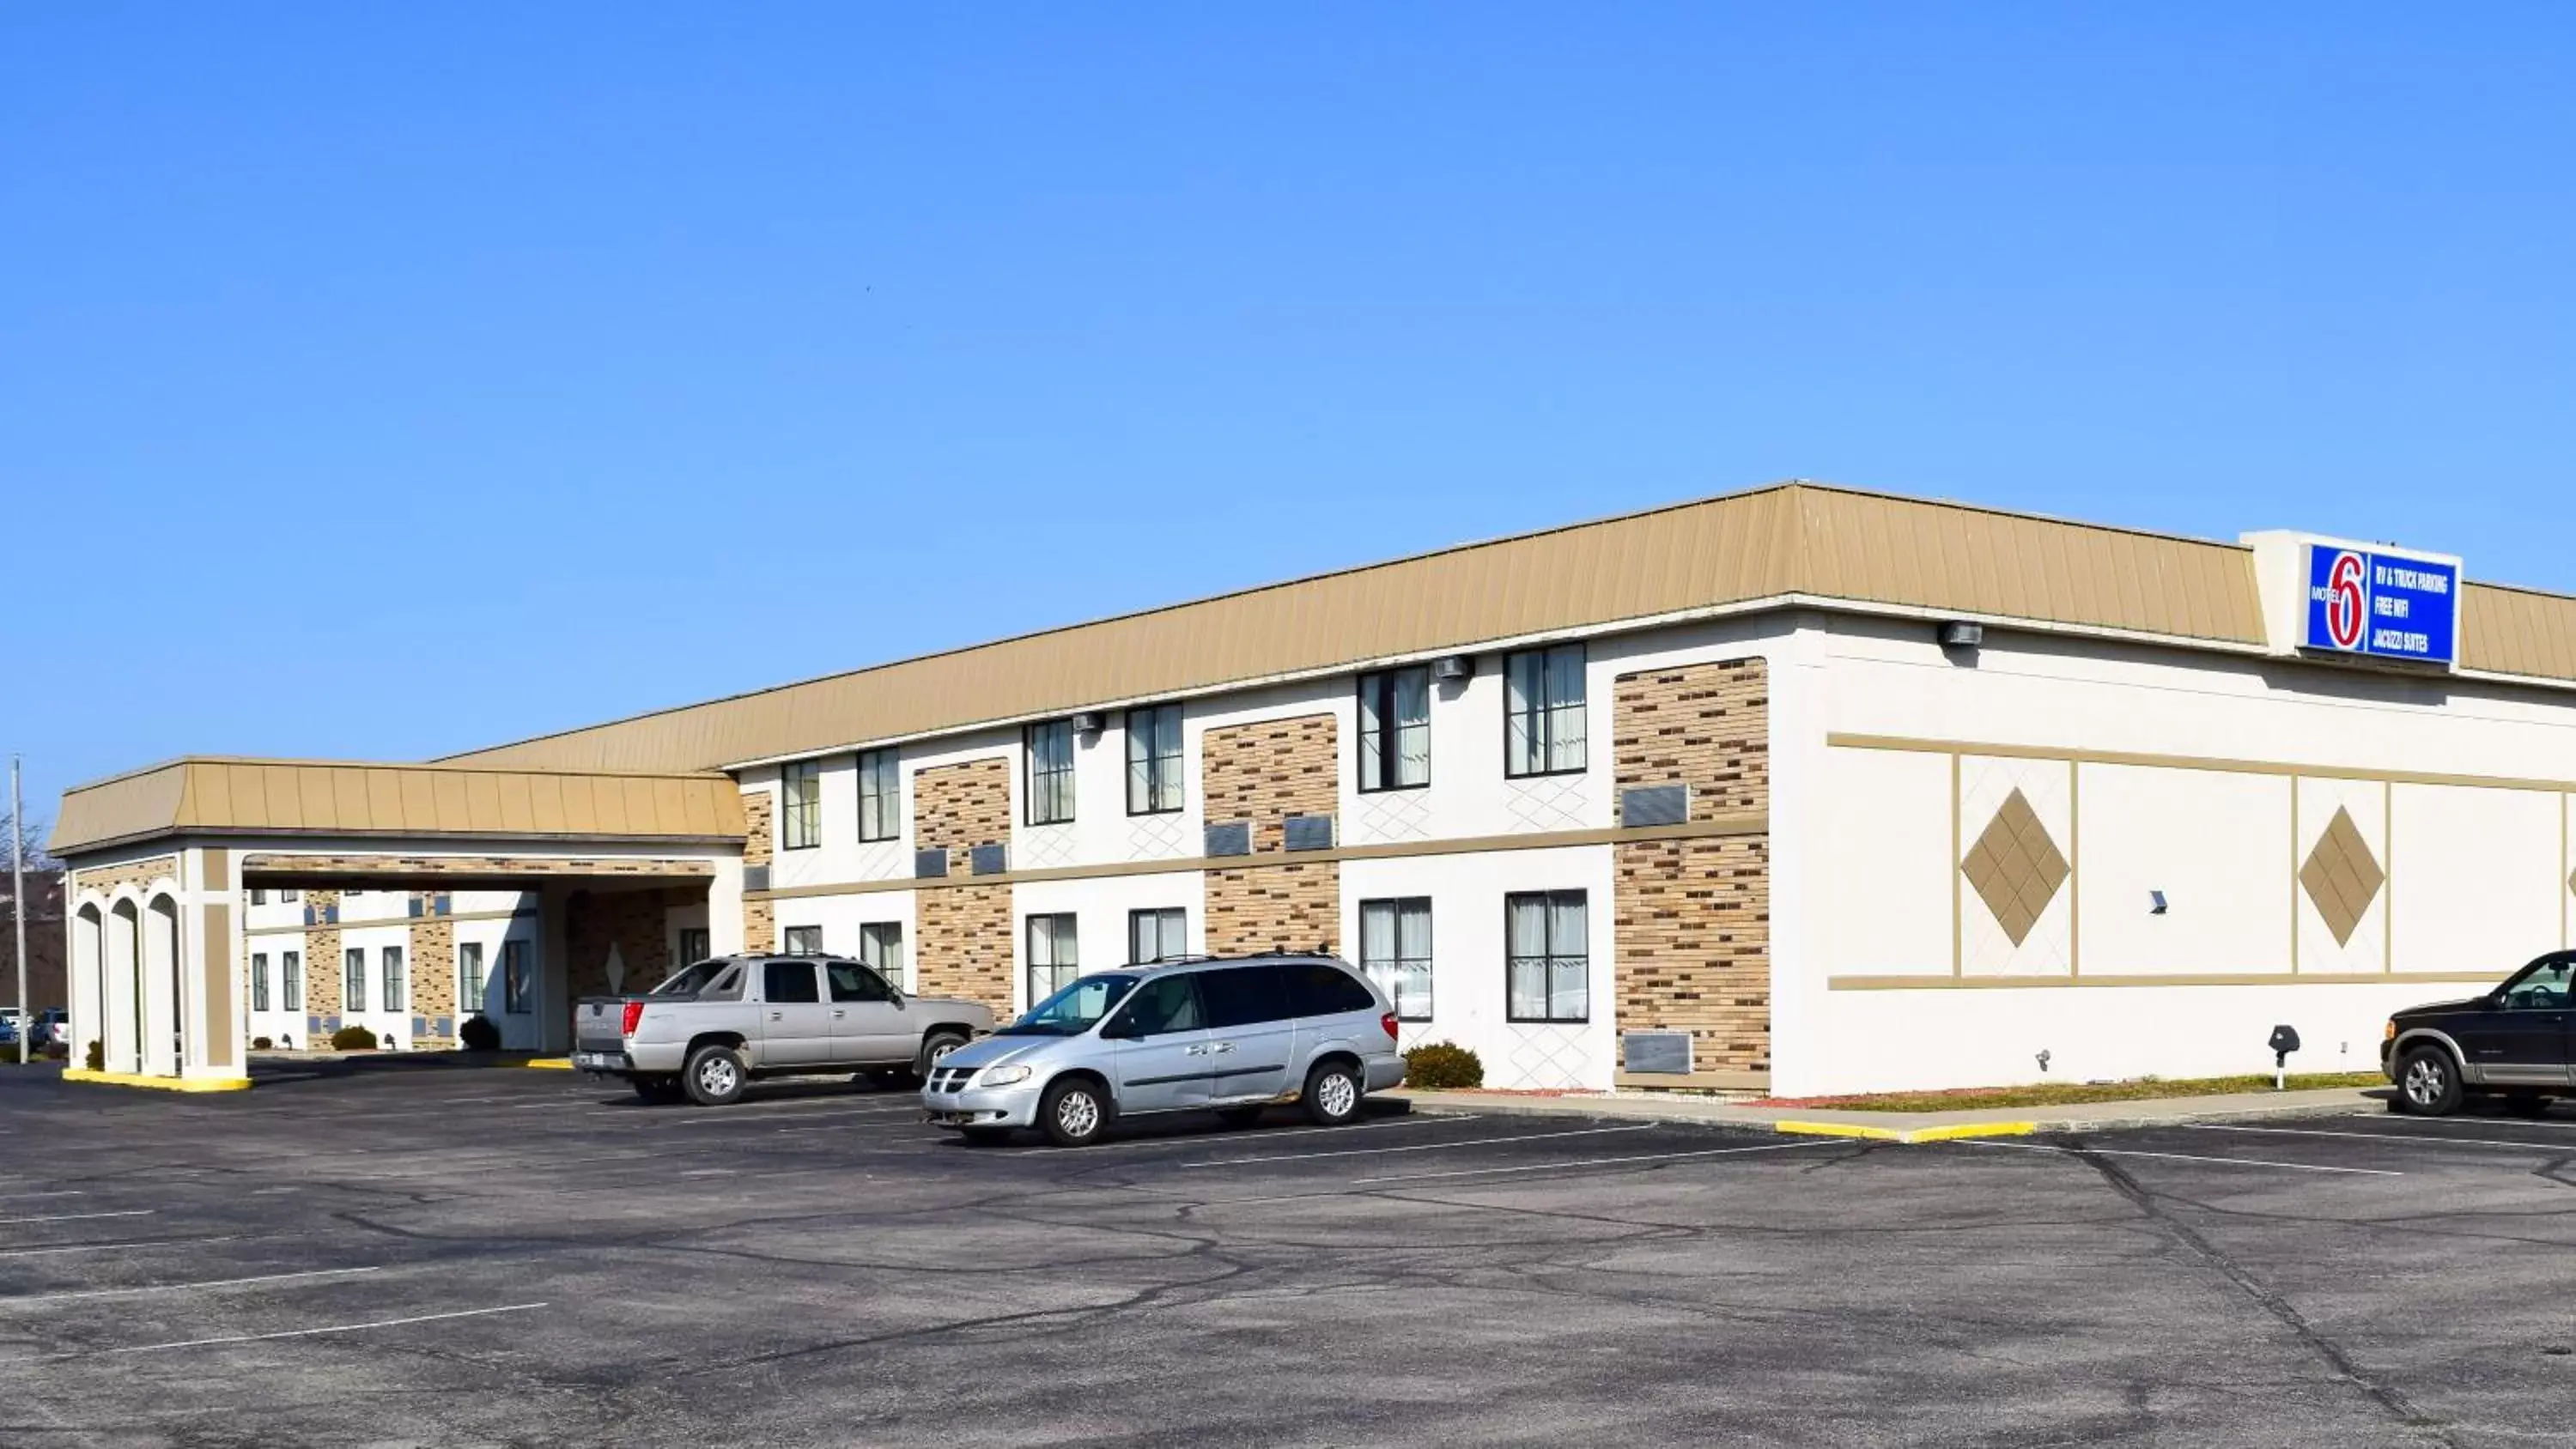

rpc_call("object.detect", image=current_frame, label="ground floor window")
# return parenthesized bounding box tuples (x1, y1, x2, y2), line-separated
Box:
(782, 925, 824, 956)
(1027, 913, 1078, 1005)
(502, 940, 532, 1015)
(344, 949, 367, 1011)
(251, 953, 270, 1012)
(1359, 897, 1432, 1021)
(282, 951, 303, 1012)
(1127, 907, 1186, 965)
(459, 942, 486, 1014)
(677, 927, 711, 967)
(1505, 890, 1589, 1023)
(382, 946, 405, 1014)
(860, 922, 904, 991)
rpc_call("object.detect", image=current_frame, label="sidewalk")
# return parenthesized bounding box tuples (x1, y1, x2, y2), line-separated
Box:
(1385, 1085, 2389, 1143)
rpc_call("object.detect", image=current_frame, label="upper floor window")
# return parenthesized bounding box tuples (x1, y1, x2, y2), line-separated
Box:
(781, 761, 823, 851)
(1504, 644, 1588, 778)
(1026, 721, 1076, 825)
(782, 925, 824, 956)
(1358, 667, 1431, 792)
(857, 748, 901, 842)
(1127, 704, 1183, 815)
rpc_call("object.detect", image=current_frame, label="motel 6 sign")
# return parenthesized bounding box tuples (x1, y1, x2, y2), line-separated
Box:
(2302, 543, 2459, 668)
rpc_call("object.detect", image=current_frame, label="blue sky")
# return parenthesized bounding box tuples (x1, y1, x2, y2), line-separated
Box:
(5, 4, 2571, 816)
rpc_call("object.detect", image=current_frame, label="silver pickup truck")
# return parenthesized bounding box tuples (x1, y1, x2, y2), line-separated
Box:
(574, 954, 994, 1106)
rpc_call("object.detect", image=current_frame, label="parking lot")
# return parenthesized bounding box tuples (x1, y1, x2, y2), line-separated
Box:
(3, 1066, 2573, 1447)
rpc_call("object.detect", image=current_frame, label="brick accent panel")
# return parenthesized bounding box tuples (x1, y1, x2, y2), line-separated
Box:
(1612, 658, 1769, 819)
(1615, 836, 1771, 1076)
(1201, 714, 1337, 852)
(565, 886, 701, 1004)
(240, 854, 714, 879)
(744, 791, 774, 869)
(916, 758, 1012, 873)
(305, 889, 343, 1026)
(1206, 862, 1340, 957)
(918, 883, 1012, 1015)
(70, 856, 179, 900)
(409, 906, 457, 1045)
(744, 898, 775, 955)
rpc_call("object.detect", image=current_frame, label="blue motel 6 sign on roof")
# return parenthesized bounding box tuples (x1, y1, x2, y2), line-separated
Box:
(2302, 543, 2458, 666)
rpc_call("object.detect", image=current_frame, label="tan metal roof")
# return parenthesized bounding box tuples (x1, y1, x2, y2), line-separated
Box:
(51, 759, 747, 858)
(2460, 582, 2576, 683)
(437, 482, 2279, 775)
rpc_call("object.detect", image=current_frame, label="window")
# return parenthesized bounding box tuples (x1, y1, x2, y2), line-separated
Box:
(502, 940, 532, 1015)
(782, 925, 824, 956)
(250, 888, 269, 906)
(1285, 961, 1379, 1016)
(858, 748, 901, 842)
(2502, 958, 2575, 1010)
(382, 946, 405, 1014)
(1127, 907, 1187, 965)
(781, 761, 822, 850)
(826, 961, 894, 1003)
(1358, 668, 1431, 791)
(1126, 705, 1183, 814)
(1360, 897, 1433, 1021)
(1109, 973, 1203, 1035)
(344, 949, 367, 1010)
(1024, 721, 1075, 825)
(282, 951, 303, 1012)
(459, 942, 487, 1013)
(677, 927, 711, 967)
(1027, 913, 1078, 1008)
(1504, 644, 1588, 777)
(251, 953, 271, 1012)
(763, 960, 821, 1003)
(1505, 890, 1589, 1022)
(281, 888, 300, 904)
(1197, 965, 1288, 1029)
(859, 922, 904, 991)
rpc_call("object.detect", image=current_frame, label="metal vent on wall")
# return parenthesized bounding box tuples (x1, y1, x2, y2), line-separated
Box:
(744, 865, 772, 893)
(1206, 822, 1252, 858)
(970, 844, 1009, 876)
(1623, 1030, 1694, 1075)
(913, 849, 948, 880)
(1619, 785, 1690, 828)
(1283, 814, 1335, 852)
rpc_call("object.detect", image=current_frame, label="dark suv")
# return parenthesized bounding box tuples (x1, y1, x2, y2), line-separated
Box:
(2384, 951, 2573, 1115)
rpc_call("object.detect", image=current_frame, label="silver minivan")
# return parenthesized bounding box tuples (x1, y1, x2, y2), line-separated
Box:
(921, 955, 1406, 1146)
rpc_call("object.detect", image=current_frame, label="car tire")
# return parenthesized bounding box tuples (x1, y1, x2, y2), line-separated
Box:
(631, 1075, 683, 1105)
(1039, 1077, 1110, 1148)
(2393, 1045, 2464, 1116)
(683, 1045, 748, 1106)
(961, 1126, 1014, 1147)
(916, 1030, 969, 1078)
(1214, 1105, 1266, 1129)
(1300, 1060, 1363, 1127)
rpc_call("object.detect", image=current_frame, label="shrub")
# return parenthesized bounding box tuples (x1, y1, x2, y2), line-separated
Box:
(84, 1040, 104, 1071)
(330, 1024, 379, 1052)
(457, 1016, 502, 1052)
(251, 1036, 274, 1051)
(1402, 1040, 1485, 1091)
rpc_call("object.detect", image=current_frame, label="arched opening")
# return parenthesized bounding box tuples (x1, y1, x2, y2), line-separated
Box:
(146, 894, 181, 1076)
(107, 900, 141, 1074)
(73, 904, 103, 1065)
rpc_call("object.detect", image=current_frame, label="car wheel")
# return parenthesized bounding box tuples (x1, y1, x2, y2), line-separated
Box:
(1039, 1077, 1109, 1148)
(1214, 1106, 1266, 1129)
(916, 1030, 969, 1078)
(961, 1126, 1014, 1147)
(683, 1045, 748, 1106)
(1300, 1060, 1363, 1127)
(2394, 1046, 2463, 1116)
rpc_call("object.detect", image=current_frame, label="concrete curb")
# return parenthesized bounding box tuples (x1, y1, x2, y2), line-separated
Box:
(1774, 1119, 2040, 1144)
(63, 1067, 253, 1094)
(1393, 1086, 2386, 1141)
(526, 1058, 574, 1070)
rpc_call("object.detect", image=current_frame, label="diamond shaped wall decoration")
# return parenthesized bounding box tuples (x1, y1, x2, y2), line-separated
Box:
(1961, 787, 2069, 948)
(2300, 806, 2384, 949)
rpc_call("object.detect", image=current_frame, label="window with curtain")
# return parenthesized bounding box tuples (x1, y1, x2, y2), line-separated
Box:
(1026, 913, 1078, 1007)
(1126, 704, 1183, 815)
(1025, 721, 1075, 825)
(858, 748, 901, 841)
(860, 922, 905, 990)
(282, 951, 303, 1011)
(782, 925, 824, 956)
(1358, 668, 1431, 791)
(1504, 644, 1588, 778)
(502, 940, 532, 1014)
(344, 949, 367, 1010)
(459, 942, 486, 1013)
(1360, 898, 1433, 1021)
(251, 953, 271, 1012)
(1504, 890, 1589, 1022)
(382, 946, 405, 1013)
(280, 888, 300, 903)
(781, 761, 823, 850)
(1127, 907, 1187, 964)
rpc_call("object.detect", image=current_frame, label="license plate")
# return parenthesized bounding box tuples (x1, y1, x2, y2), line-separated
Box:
(576, 1052, 620, 1070)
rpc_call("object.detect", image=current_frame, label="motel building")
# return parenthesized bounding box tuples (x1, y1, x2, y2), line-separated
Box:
(46, 482, 2576, 1097)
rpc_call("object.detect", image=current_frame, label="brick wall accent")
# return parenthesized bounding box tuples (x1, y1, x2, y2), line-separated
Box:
(70, 855, 179, 900)
(565, 886, 699, 1003)
(305, 889, 343, 1026)
(1202, 714, 1337, 851)
(915, 758, 1012, 873)
(1612, 658, 1769, 818)
(1206, 862, 1340, 956)
(1611, 658, 1771, 1081)
(744, 898, 775, 955)
(918, 883, 1012, 1015)
(744, 791, 774, 869)
(240, 854, 714, 879)
(409, 905, 457, 1046)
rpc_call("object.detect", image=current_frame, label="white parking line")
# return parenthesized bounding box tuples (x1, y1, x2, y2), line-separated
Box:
(0, 1190, 83, 1203)
(1356, 1139, 1834, 1185)
(1089, 1113, 1479, 1154)
(2187, 1123, 2576, 1154)
(0, 1236, 240, 1259)
(4, 1265, 383, 1307)
(82, 1301, 550, 1357)
(0, 1210, 155, 1227)
(1949, 1138, 2401, 1176)
(1181, 1124, 1656, 1169)
(598, 1100, 924, 1125)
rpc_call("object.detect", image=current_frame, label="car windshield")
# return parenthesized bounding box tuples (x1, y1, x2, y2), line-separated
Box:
(649, 961, 730, 997)
(998, 973, 1141, 1036)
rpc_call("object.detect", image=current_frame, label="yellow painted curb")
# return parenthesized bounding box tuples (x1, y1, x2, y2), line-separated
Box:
(62, 1068, 253, 1094)
(1773, 1119, 2038, 1144)
(1774, 1120, 1902, 1142)
(525, 1058, 574, 1070)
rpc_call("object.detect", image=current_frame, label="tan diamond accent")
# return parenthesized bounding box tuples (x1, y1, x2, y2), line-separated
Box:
(1961, 788, 2069, 948)
(2299, 807, 2384, 949)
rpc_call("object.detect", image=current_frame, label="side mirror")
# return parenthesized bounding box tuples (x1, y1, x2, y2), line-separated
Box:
(888, 989, 906, 1009)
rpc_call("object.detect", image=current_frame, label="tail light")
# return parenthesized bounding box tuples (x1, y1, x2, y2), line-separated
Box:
(621, 1002, 647, 1037)
(1381, 1011, 1400, 1041)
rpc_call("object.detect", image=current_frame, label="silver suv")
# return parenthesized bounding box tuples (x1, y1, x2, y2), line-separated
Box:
(922, 954, 1406, 1146)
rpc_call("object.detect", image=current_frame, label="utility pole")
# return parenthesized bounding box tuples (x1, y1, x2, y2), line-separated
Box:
(11, 755, 27, 1067)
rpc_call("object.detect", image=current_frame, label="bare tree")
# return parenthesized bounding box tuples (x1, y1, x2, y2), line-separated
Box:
(0, 809, 56, 873)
